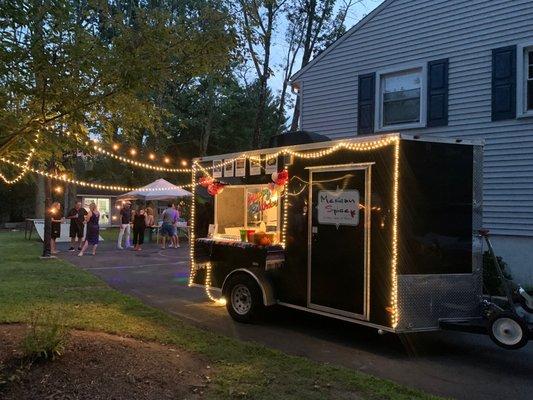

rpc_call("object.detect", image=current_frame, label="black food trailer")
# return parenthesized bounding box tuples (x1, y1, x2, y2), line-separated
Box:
(189, 133, 533, 349)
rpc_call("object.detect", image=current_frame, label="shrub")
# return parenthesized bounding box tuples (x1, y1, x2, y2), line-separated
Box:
(20, 309, 68, 362)
(483, 251, 512, 295)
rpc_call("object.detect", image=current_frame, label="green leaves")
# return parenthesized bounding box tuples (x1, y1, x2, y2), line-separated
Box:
(0, 0, 237, 162)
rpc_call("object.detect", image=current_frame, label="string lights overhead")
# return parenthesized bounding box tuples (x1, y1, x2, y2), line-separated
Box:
(0, 157, 193, 192)
(0, 133, 40, 185)
(91, 143, 192, 173)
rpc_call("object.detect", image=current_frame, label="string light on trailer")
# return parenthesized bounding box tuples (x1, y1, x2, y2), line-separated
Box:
(198, 136, 398, 171)
(189, 135, 401, 323)
(188, 163, 197, 286)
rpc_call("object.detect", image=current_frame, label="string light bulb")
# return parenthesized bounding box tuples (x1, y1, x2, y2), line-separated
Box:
(129, 148, 137, 156)
(112, 143, 120, 151)
(164, 156, 171, 164)
(91, 144, 191, 173)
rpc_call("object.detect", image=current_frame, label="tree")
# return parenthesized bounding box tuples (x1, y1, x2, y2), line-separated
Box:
(287, 0, 359, 131)
(235, 0, 286, 148)
(0, 0, 236, 254)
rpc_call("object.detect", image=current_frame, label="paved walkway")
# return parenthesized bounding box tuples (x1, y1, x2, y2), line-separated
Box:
(59, 240, 533, 400)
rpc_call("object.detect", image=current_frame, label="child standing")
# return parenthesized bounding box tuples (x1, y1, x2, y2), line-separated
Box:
(133, 208, 146, 251)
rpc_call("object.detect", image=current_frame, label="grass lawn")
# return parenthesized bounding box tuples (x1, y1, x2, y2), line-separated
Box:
(0, 231, 440, 399)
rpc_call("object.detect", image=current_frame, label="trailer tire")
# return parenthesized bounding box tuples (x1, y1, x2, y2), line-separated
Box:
(488, 312, 528, 350)
(224, 274, 264, 323)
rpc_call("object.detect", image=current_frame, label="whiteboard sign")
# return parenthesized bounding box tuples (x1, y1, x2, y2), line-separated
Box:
(31, 219, 104, 243)
(317, 189, 360, 227)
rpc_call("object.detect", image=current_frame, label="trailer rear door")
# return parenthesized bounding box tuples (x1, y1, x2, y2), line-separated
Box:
(307, 164, 372, 320)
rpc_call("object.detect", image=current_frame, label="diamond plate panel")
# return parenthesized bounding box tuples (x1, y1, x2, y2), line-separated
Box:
(397, 273, 482, 331)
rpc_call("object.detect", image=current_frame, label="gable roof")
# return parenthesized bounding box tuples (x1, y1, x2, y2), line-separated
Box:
(290, 0, 396, 82)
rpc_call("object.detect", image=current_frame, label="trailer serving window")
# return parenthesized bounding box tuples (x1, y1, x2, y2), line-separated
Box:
(214, 184, 280, 242)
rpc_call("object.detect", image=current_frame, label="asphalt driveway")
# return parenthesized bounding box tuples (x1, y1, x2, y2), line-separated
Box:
(59, 240, 533, 400)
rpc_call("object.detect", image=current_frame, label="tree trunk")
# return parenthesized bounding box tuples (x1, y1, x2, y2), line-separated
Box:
(67, 182, 77, 210)
(290, 95, 301, 131)
(34, 175, 46, 218)
(41, 177, 52, 257)
(291, 0, 318, 132)
(251, 4, 274, 149)
(253, 75, 268, 148)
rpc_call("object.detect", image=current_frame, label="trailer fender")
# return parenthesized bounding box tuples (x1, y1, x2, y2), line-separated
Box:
(222, 268, 276, 306)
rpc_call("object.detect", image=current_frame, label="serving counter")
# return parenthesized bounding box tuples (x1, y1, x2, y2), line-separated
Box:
(192, 237, 285, 288)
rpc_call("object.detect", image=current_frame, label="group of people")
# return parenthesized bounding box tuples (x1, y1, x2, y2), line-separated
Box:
(117, 202, 181, 250)
(49, 200, 100, 257)
(48, 200, 183, 257)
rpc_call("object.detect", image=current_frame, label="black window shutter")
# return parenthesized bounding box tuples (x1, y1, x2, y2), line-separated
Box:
(427, 59, 449, 127)
(357, 73, 375, 134)
(492, 45, 516, 121)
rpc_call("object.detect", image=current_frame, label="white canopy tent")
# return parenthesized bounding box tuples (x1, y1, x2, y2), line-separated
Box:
(117, 178, 192, 201)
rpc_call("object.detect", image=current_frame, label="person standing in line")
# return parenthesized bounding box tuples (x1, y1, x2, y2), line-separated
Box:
(172, 203, 181, 248)
(50, 202, 64, 255)
(79, 203, 100, 256)
(145, 207, 155, 242)
(160, 202, 177, 249)
(66, 200, 87, 251)
(117, 201, 132, 249)
(132, 207, 147, 251)
(133, 208, 146, 251)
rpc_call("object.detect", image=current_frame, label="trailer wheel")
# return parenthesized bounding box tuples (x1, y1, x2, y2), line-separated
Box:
(224, 274, 263, 323)
(488, 312, 528, 350)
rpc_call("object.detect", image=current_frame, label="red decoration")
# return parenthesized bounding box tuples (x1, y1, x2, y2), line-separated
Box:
(199, 176, 213, 188)
(274, 170, 289, 186)
(207, 182, 225, 196)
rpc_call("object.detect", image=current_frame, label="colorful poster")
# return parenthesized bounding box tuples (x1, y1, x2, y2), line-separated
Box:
(212, 160, 223, 178)
(317, 189, 360, 227)
(235, 157, 246, 177)
(249, 156, 262, 175)
(247, 188, 278, 214)
(223, 159, 234, 177)
(265, 155, 278, 174)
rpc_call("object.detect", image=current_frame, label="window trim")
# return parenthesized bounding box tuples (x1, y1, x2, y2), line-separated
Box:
(213, 184, 281, 237)
(517, 42, 533, 118)
(374, 63, 427, 132)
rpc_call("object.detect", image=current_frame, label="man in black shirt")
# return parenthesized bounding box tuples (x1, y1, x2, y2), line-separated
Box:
(117, 202, 132, 249)
(66, 201, 87, 251)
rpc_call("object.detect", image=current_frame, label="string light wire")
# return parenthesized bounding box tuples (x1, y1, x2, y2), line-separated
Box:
(0, 157, 193, 192)
(92, 143, 192, 173)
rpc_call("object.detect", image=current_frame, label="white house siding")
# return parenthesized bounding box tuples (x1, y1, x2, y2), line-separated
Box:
(294, 0, 533, 284)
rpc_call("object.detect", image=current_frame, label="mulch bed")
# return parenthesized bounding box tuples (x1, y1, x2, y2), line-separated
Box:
(0, 324, 211, 400)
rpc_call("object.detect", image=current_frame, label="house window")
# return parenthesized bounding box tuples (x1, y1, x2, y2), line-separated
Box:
(518, 44, 533, 117)
(376, 66, 426, 130)
(83, 197, 111, 226)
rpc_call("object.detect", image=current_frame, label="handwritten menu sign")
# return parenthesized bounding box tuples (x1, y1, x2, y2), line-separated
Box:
(317, 189, 359, 226)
